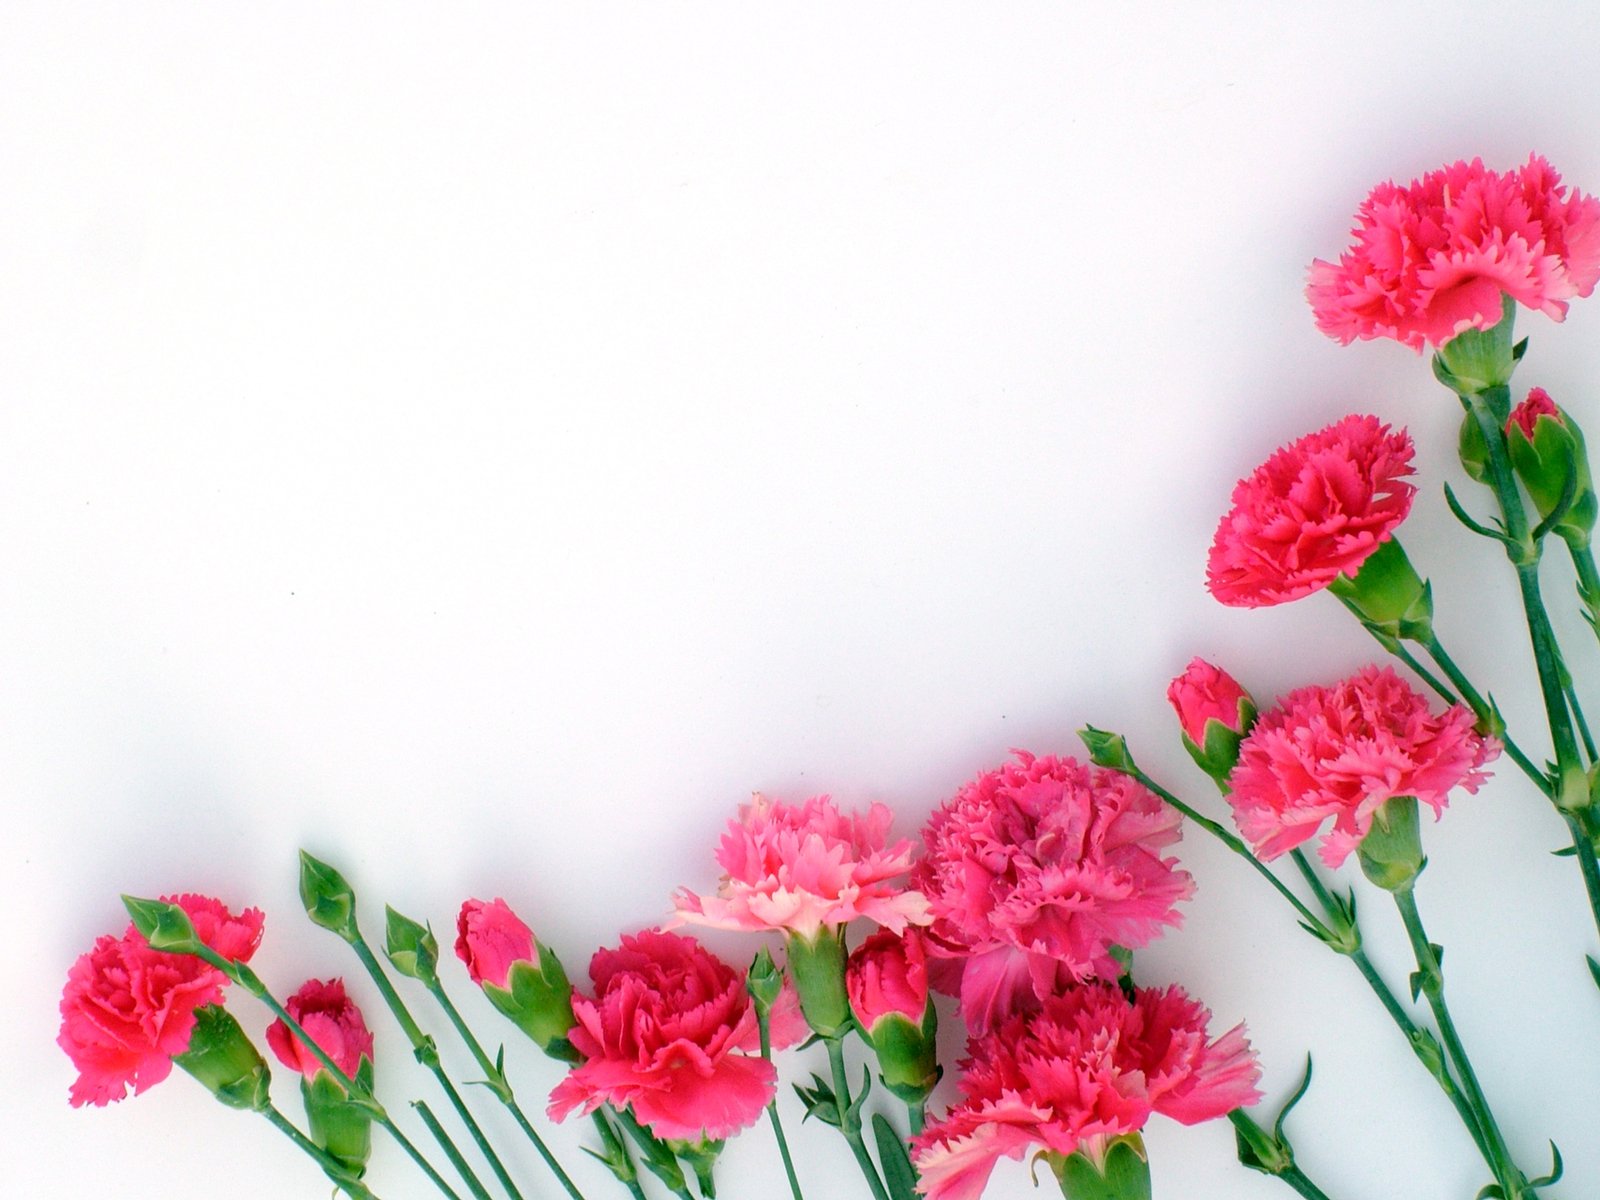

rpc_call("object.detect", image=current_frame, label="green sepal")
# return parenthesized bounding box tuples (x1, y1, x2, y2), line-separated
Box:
(383, 905, 439, 984)
(482, 943, 578, 1058)
(303, 1057, 375, 1178)
(667, 1138, 724, 1199)
(1356, 795, 1426, 893)
(872, 1112, 921, 1200)
(298, 850, 360, 942)
(1178, 695, 1256, 787)
(1434, 294, 1518, 397)
(121, 896, 203, 955)
(863, 1003, 941, 1105)
(787, 927, 851, 1039)
(1052, 1134, 1153, 1200)
(173, 1005, 272, 1111)
(1326, 538, 1433, 641)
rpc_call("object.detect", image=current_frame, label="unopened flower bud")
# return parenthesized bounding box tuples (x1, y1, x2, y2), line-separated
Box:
(746, 946, 784, 1018)
(298, 851, 360, 942)
(846, 929, 939, 1104)
(1167, 659, 1256, 787)
(1506, 388, 1597, 548)
(384, 906, 440, 984)
(173, 1005, 271, 1112)
(457, 898, 577, 1059)
(121, 895, 203, 955)
(267, 978, 376, 1177)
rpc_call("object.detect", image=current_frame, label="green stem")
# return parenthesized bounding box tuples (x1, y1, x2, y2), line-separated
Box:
(1566, 538, 1600, 649)
(428, 981, 590, 1200)
(1568, 680, 1599, 764)
(349, 936, 524, 1200)
(905, 1101, 925, 1139)
(1416, 634, 1549, 789)
(592, 1110, 650, 1200)
(825, 1037, 892, 1200)
(1126, 766, 1335, 939)
(217, 956, 464, 1200)
(416, 1101, 495, 1200)
(757, 1005, 805, 1200)
(263, 1102, 380, 1200)
(1226, 1111, 1335, 1200)
(1393, 886, 1533, 1199)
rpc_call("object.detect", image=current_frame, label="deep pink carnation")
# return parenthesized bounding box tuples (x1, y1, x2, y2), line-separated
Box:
(1206, 415, 1415, 607)
(58, 895, 264, 1107)
(456, 898, 538, 989)
(1167, 658, 1253, 743)
(913, 753, 1194, 1032)
(549, 929, 796, 1142)
(1508, 386, 1561, 438)
(912, 982, 1261, 1200)
(1308, 154, 1600, 350)
(672, 793, 930, 940)
(1228, 665, 1498, 867)
(267, 978, 375, 1080)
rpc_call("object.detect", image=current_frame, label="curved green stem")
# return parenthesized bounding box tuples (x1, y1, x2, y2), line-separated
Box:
(757, 1003, 805, 1200)
(427, 980, 589, 1200)
(1393, 886, 1534, 1199)
(825, 1037, 891, 1200)
(263, 1102, 380, 1200)
(349, 936, 523, 1200)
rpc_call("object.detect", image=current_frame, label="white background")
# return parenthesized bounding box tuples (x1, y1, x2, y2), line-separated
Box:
(6, 4, 1600, 1199)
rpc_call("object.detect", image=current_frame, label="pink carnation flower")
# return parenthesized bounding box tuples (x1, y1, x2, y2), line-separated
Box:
(1508, 386, 1561, 438)
(1228, 665, 1498, 867)
(913, 753, 1193, 1032)
(549, 929, 801, 1142)
(1206, 415, 1415, 607)
(1308, 154, 1600, 350)
(456, 897, 538, 989)
(58, 895, 264, 1107)
(1167, 658, 1253, 743)
(266, 978, 375, 1080)
(912, 982, 1261, 1200)
(673, 793, 930, 940)
(847, 927, 931, 1033)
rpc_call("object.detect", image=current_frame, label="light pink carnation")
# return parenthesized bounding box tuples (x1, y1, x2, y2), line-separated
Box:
(549, 929, 800, 1142)
(912, 982, 1261, 1200)
(1228, 665, 1498, 867)
(1308, 154, 1600, 350)
(913, 753, 1193, 1032)
(1207, 415, 1415, 607)
(673, 793, 930, 940)
(57, 895, 264, 1107)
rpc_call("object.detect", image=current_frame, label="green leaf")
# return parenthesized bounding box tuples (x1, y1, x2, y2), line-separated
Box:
(872, 1113, 920, 1200)
(1587, 955, 1600, 992)
(1273, 1055, 1313, 1144)
(1530, 1141, 1564, 1188)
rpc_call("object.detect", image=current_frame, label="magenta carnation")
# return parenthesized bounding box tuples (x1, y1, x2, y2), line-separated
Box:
(57, 895, 264, 1107)
(549, 929, 793, 1142)
(266, 978, 375, 1080)
(1206, 414, 1415, 607)
(1228, 665, 1498, 867)
(1508, 386, 1561, 438)
(672, 793, 930, 940)
(912, 982, 1261, 1200)
(913, 753, 1193, 1032)
(1308, 154, 1600, 350)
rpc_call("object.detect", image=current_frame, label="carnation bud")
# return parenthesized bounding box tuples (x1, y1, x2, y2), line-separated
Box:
(383, 906, 440, 984)
(173, 1005, 271, 1112)
(1051, 1132, 1153, 1200)
(121, 895, 204, 955)
(1506, 388, 1598, 549)
(746, 946, 785, 1019)
(1167, 659, 1256, 787)
(846, 930, 939, 1104)
(298, 851, 361, 942)
(1324, 537, 1433, 642)
(1355, 796, 1426, 893)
